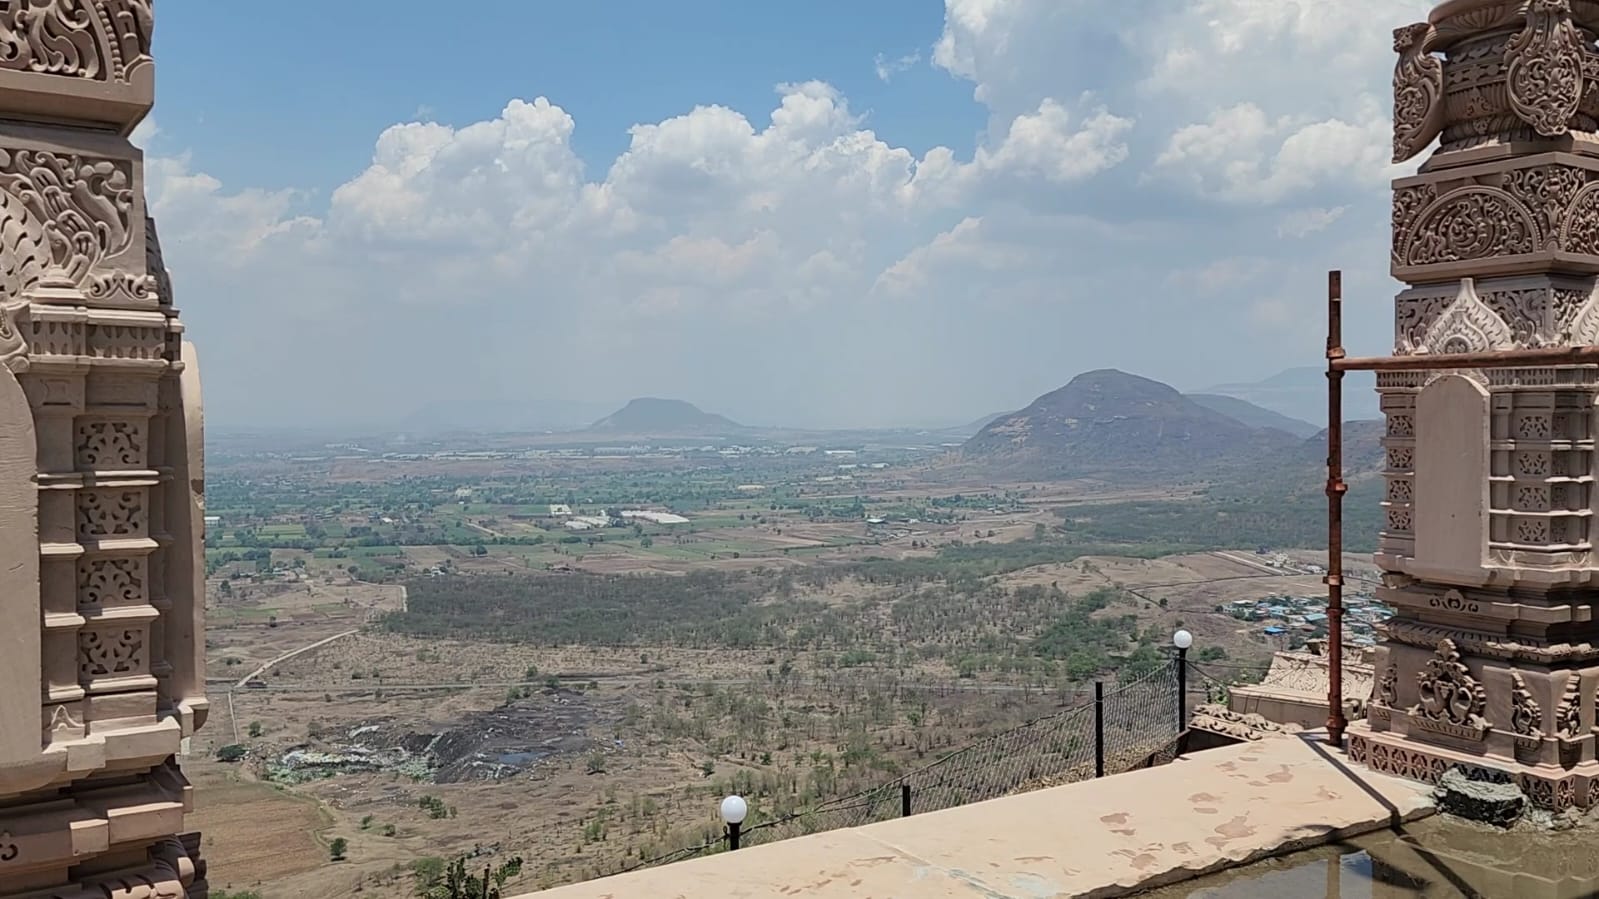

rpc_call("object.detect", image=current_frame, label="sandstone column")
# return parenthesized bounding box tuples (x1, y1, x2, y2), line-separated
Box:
(0, 2, 209, 896)
(1349, 0, 1599, 811)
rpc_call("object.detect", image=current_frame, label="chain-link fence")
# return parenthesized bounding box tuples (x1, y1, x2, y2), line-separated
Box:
(623, 661, 1183, 871)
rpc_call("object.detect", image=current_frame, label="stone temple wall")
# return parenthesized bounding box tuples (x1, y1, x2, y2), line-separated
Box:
(1350, 0, 1599, 811)
(0, 2, 209, 896)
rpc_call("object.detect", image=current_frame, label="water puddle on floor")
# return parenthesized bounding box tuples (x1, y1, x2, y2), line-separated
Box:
(1139, 815, 1599, 899)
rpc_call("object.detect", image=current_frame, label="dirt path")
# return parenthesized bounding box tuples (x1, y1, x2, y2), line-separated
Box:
(1210, 550, 1289, 576)
(236, 628, 360, 689)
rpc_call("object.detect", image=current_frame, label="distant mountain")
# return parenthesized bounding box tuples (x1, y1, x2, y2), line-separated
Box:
(1300, 419, 1387, 475)
(1202, 367, 1380, 425)
(1185, 393, 1320, 439)
(587, 398, 744, 435)
(961, 369, 1301, 481)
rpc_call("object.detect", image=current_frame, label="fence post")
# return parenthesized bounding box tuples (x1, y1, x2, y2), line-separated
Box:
(1094, 680, 1105, 778)
(1177, 646, 1189, 739)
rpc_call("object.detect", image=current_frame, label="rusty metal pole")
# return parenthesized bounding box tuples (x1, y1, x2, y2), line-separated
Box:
(1325, 270, 1348, 747)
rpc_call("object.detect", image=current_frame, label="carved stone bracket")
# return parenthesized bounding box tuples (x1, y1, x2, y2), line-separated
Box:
(1506, 0, 1588, 137)
(1395, 22, 1446, 163)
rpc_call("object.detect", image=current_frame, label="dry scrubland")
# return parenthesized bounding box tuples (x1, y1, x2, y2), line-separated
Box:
(190, 541, 1326, 897)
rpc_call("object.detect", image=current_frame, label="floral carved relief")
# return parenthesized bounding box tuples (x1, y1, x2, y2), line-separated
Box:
(1556, 674, 1585, 738)
(1478, 287, 1549, 346)
(0, 149, 133, 290)
(75, 419, 143, 469)
(77, 488, 144, 540)
(0, 0, 152, 83)
(1394, 23, 1446, 162)
(78, 627, 143, 678)
(1506, 0, 1587, 137)
(1392, 185, 1437, 267)
(1420, 279, 1516, 354)
(1400, 188, 1538, 267)
(76, 556, 143, 610)
(1412, 639, 1490, 734)
(1557, 182, 1599, 257)
(1506, 165, 1589, 247)
(1510, 671, 1544, 738)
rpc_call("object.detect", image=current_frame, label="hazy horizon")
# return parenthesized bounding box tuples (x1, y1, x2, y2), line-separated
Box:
(146, 1, 1415, 433)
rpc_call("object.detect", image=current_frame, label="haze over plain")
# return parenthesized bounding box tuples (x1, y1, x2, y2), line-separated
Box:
(141, 0, 1419, 432)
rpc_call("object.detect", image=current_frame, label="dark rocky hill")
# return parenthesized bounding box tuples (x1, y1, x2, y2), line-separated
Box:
(961, 369, 1303, 481)
(587, 398, 743, 435)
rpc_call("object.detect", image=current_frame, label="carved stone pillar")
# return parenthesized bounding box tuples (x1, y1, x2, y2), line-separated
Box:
(1349, 0, 1599, 811)
(0, 2, 208, 896)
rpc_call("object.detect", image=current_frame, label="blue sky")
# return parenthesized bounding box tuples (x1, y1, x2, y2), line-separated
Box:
(155, 1, 981, 201)
(140, 1, 1429, 431)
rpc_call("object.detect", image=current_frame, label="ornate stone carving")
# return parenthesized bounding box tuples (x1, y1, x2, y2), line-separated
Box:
(1510, 671, 1544, 737)
(1506, 165, 1590, 248)
(1388, 618, 1599, 664)
(1388, 478, 1415, 503)
(1412, 639, 1489, 731)
(75, 418, 142, 469)
(1400, 189, 1538, 267)
(1478, 286, 1548, 345)
(1188, 705, 1295, 742)
(1429, 589, 1481, 613)
(1395, 23, 1446, 162)
(86, 321, 165, 360)
(0, 148, 134, 293)
(0, 0, 153, 83)
(78, 626, 143, 677)
(85, 271, 154, 304)
(1392, 184, 1437, 267)
(1377, 664, 1399, 708)
(1506, 0, 1587, 137)
(1556, 673, 1585, 737)
(77, 557, 143, 609)
(1558, 181, 1599, 255)
(1419, 278, 1515, 354)
(77, 488, 144, 539)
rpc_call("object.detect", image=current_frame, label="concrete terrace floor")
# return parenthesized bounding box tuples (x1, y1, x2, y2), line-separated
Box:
(517, 732, 1436, 899)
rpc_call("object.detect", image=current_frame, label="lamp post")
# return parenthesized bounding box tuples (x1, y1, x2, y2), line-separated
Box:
(1173, 629, 1192, 735)
(720, 794, 747, 851)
